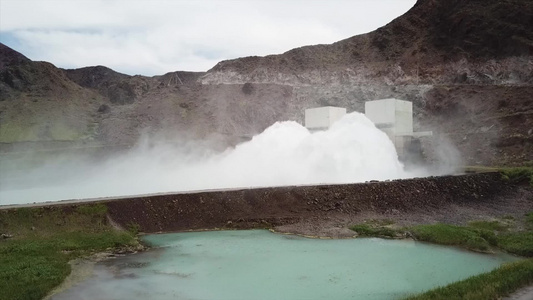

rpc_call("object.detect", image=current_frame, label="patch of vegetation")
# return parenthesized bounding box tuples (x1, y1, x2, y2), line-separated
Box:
(465, 165, 533, 187)
(526, 212, 533, 230)
(350, 221, 533, 256)
(404, 259, 533, 300)
(0, 122, 40, 143)
(498, 232, 533, 257)
(350, 224, 400, 238)
(409, 224, 494, 252)
(127, 222, 141, 235)
(500, 166, 533, 186)
(463, 166, 498, 173)
(406, 220, 533, 257)
(0, 118, 84, 143)
(48, 122, 83, 141)
(0, 205, 138, 300)
(468, 220, 509, 232)
(76, 204, 108, 217)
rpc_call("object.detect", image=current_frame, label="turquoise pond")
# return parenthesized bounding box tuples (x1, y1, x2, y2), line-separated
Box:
(50, 230, 518, 300)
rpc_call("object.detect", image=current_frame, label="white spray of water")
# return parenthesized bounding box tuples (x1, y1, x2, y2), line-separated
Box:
(0, 112, 425, 205)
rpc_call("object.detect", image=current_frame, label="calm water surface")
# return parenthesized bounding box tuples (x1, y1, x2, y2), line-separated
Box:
(51, 230, 518, 300)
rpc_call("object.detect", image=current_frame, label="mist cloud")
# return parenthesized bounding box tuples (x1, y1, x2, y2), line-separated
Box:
(0, 112, 430, 205)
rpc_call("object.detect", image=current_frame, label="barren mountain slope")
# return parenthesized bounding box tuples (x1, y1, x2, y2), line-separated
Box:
(0, 0, 531, 166)
(0, 45, 294, 151)
(203, 0, 532, 85)
(0, 44, 105, 145)
(200, 0, 533, 165)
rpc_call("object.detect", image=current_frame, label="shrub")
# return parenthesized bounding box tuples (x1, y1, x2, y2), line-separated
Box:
(242, 82, 254, 95)
(501, 166, 533, 186)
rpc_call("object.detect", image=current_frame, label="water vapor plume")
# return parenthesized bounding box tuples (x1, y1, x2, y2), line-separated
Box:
(1, 112, 426, 205)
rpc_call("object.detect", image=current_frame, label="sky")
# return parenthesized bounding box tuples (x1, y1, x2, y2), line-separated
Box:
(0, 0, 416, 76)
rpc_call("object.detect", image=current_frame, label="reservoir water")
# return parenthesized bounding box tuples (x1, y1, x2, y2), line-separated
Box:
(51, 230, 518, 300)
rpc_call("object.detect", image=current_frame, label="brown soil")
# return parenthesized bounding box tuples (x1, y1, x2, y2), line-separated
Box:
(102, 173, 530, 237)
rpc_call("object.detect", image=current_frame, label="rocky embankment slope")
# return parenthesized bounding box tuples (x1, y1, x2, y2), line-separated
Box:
(1, 173, 531, 238)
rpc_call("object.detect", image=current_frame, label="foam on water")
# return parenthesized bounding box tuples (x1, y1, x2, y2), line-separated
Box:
(1, 112, 422, 205)
(50, 230, 518, 300)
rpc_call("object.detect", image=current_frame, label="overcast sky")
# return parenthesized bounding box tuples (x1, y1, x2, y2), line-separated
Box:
(0, 0, 416, 76)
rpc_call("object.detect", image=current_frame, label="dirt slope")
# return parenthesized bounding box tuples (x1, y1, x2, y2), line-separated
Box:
(3, 173, 531, 238)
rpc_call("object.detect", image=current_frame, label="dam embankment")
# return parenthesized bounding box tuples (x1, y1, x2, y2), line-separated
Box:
(4, 172, 528, 234)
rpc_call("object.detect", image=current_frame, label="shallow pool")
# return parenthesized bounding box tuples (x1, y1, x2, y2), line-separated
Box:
(51, 230, 518, 300)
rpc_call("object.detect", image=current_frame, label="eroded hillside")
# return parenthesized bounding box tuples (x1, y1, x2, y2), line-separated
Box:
(0, 0, 531, 166)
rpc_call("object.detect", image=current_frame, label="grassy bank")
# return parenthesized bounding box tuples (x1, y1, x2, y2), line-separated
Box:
(0, 205, 139, 300)
(501, 166, 533, 186)
(350, 217, 533, 256)
(465, 165, 533, 186)
(408, 224, 497, 252)
(404, 259, 533, 300)
(350, 214, 533, 299)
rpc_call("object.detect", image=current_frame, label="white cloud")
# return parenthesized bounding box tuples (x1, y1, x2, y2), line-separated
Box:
(0, 0, 416, 75)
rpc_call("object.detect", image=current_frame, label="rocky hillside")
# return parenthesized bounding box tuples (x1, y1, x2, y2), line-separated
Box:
(0, 44, 293, 151)
(0, 0, 531, 166)
(0, 43, 103, 145)
(204, 0, 532, 85)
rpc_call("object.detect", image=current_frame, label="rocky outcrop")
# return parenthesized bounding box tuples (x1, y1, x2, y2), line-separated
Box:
(64, 66, 153, 104)
(0, 43, 30, 70)
(0, 45, 81, 101)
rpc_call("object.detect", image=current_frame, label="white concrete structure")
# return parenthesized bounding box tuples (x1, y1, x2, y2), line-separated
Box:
(365, 98, 413, 137)
(305, 106, 346, 131)
(365, 98, 431, 157)
(303, 101, 431, 160)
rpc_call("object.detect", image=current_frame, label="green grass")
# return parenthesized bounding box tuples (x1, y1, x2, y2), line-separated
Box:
(526, 212, 533, 230)
(465, 165, 533, 187)
(468, 220, 509, 232)
(498, 232, 533, 257)
(0, 122, 40, 143)
(350, 224, 400, 238)
(0, 205, 138, 300)
(47, 122, 83, 141)
(0, 116, 85, 143)
(350, 223, 492, 251)
(409, 224, 496, 252)
(501, 166, 533, 186)
(404, 259, 533, 300)
(350, 217, 533, 256)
